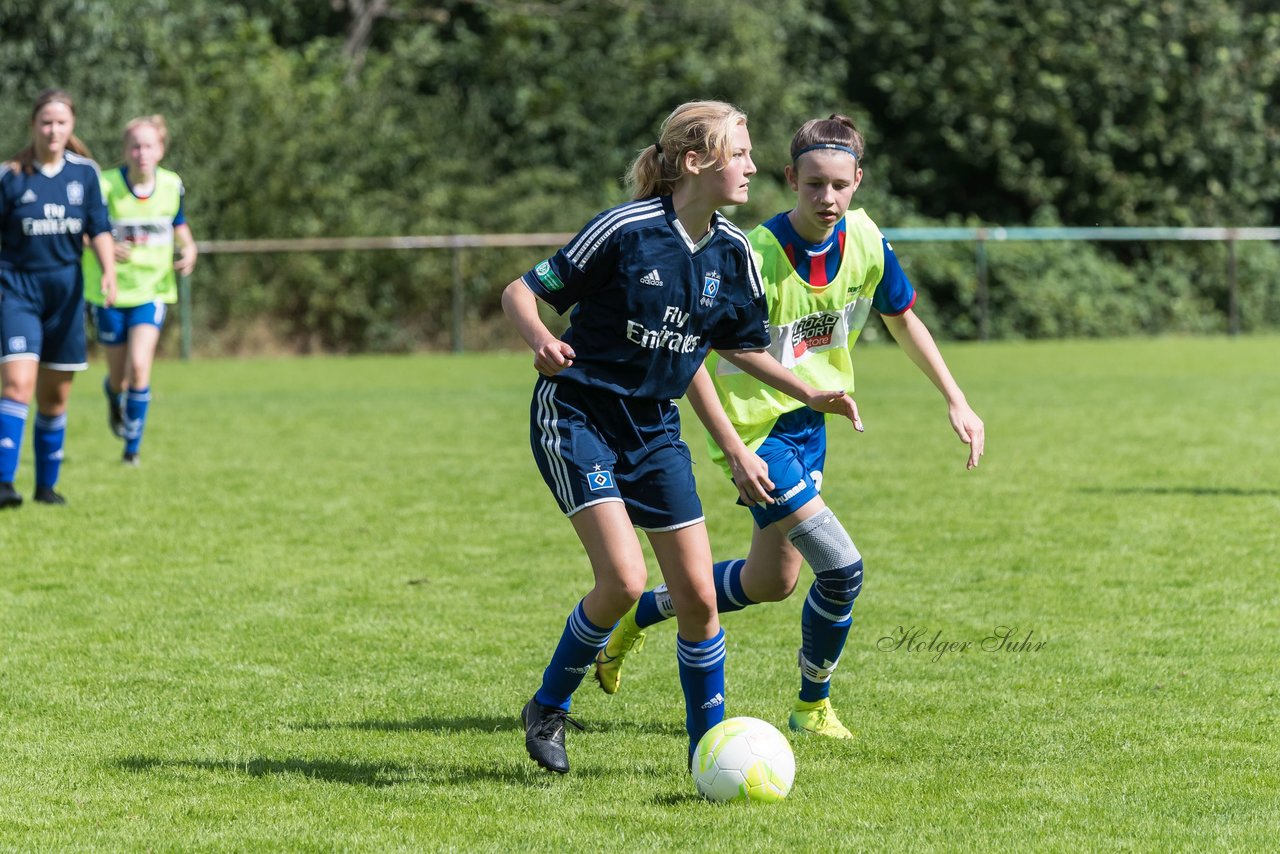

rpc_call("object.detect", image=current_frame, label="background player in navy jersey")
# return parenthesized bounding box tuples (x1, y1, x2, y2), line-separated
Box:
(0, 89, 116, 509)
(83, 114, 198, 465)
(595, 114, 985, 740)
(501, 101, 861, 775)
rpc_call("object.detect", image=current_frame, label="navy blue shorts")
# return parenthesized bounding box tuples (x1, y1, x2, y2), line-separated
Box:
(0, 265, 88, 370)
(91, 300, 168, 345)
(745, 406, 828, 528)
(529, 377, 704, 532)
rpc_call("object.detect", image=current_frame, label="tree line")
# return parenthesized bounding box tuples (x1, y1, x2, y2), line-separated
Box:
(3, 0, 1277, 351)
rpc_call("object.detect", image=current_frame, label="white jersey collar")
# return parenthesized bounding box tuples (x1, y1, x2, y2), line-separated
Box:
(37, 156, 67, 178)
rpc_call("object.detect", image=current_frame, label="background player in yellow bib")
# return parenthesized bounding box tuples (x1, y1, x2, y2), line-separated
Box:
(595, 114, 985, 738)
(84, 115, 197, 465)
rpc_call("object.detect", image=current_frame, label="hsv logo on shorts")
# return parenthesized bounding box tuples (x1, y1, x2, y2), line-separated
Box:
(587, 465, 615, 491)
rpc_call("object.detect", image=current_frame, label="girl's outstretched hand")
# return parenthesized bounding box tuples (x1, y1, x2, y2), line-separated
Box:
(807, 390, 864, 432)
(949, 402, 985, 469)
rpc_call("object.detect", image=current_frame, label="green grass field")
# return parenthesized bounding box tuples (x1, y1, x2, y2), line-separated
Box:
(1, 336, 1277, 851)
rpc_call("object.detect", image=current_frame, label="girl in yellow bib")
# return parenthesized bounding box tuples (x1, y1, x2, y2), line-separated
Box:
(84, 115, 197, 465)
(595, 115, 985, 739)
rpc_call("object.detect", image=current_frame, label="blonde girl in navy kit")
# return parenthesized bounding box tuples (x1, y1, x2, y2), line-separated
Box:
(502, 100, 861, 775)
(0, 89, 116, 508)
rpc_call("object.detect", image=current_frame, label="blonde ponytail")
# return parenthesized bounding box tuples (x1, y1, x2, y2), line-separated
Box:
(626, 100, 748, 199)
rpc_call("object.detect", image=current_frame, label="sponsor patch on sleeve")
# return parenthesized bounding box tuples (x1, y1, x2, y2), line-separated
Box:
(534, 260, 565, 292)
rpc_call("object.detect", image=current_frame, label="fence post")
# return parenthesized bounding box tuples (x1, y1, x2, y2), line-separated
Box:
(1226, 236, 1240, 336)
(179, 272, 192, 360)
(975, 233, 990, 341)
(450, 242, 465, 353)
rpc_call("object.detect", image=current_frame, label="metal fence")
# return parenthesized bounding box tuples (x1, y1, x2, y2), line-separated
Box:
(179, 226, 1280, 357)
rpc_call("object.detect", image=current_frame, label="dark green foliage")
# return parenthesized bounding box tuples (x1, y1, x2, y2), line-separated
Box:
(2, 0, 1277, 349)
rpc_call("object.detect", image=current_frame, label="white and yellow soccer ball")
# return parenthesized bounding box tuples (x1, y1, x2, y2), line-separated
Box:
(692, 716, 795, 803)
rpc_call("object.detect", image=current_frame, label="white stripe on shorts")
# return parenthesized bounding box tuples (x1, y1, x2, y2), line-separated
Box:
(535, 379, 573, 510)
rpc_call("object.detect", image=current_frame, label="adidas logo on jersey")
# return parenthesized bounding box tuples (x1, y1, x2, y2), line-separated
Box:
(640, 269, 664, 287)
(20, 190, 38, 204)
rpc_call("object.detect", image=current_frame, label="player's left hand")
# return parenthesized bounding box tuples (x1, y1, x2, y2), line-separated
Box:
(949, 403, 984, 469)
(101, 271, 118, 307)
(807, 390, 864, 432)
(727, 448, 774, 506)
(174, 246, 198, 277)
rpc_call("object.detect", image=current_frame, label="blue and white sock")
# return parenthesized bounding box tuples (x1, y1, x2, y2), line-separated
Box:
(534, 600, 614, 712)
(124, 386, 151, 455)
(635, 560, 754, 628)
(798, 583, 854, 702)
(710, 559, 753, 615)
(677, 628, 727, 760)
(33, 412, 67, 489)
(1, 398, 30, 484)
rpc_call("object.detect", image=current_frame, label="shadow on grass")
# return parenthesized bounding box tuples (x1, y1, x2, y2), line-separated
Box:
(116, 754, 606, 786)
(290, 713, 517, 733)
(1078, 486, 1280, 497)
(290, 713, 685, 738)
(118, 755, 413, 787)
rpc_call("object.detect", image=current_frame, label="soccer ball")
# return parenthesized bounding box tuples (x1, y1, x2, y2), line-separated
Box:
(692, 716, 795, 803)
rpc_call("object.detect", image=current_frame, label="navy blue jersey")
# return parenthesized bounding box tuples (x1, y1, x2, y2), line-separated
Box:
(0, 154, 111, 271)
(522, 195, 771, 401)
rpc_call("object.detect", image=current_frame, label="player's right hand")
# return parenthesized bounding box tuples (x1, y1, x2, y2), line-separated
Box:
(727, 448, 775, 506)
(807, 390, 864, 432)
(533, 340, 576, 376)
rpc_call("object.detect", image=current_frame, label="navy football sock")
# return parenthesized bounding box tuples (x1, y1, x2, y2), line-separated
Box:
(635, 560, 754, 629)
(799, 583, 853, 702)
(677, 628, 727, 761)
(534, 600, 614, 711)
(124, 386, 151, 455)
(33, 412, 67, 489)
(0, 398, 28, 483)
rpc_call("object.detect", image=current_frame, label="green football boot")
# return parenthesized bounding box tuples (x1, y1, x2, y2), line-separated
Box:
(788, 698, 855, 740)
(593, 603, 646, 694)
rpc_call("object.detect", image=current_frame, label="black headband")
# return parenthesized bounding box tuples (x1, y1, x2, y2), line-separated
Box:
(793, 143, 859, 160)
